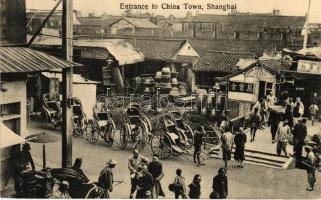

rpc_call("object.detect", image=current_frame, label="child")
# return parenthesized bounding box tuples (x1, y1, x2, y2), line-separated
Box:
(173, 169, 186, 199)
(309, 102, 319, 126)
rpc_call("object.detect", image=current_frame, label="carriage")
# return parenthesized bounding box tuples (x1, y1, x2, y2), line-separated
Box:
(51, 168, 106, 198)
(83, 102, 116, 145)
(150, 113, 193, 159)
(72, 97, 87, 137)
(39, 93, 61, 129)
(119, 103, 152, 151)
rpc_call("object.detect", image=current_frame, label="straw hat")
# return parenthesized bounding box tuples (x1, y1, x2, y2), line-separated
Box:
(107, 159, 118, 166)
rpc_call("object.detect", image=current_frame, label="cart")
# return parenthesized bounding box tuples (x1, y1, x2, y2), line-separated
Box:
(119, 103, 152, 151)
(51, 168, 106, 198)
(83, 102, 116, 145)
(39, 93, 61, 129)
(150, 113, 193, 159)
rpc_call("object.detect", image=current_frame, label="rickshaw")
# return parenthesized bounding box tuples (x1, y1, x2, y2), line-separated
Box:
(83, 102, 116, 145)
(119, 103, 152, 151)
(51, 168, 106, 198)
(72, 97, 87, 137)
(168, 111, 194, 144)
(39, 93, 61, 129)
(150, 113, 193, 159)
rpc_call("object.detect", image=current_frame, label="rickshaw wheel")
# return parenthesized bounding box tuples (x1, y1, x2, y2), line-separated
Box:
(119, 123, 130, 149)
(85, 121, 100, 144)
(85, 186, 107, 199)
(151, 134, 172, 160)
(103, 119, 116, 145)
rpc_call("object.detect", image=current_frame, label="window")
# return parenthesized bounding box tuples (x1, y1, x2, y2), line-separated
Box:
(265, 82, 273, 96)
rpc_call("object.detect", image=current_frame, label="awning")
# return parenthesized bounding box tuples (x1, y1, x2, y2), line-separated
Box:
(0, 123, 26, 149)
(75, 39, 144, 66)
(0, 47, 82, 73)
(281, 70, 321, 80)
(41, 72, 99, 84)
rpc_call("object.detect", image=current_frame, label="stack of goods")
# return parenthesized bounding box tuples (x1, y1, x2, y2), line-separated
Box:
(169, 78, 180, 97)
(142, 77, 155, 94)
(159, 67, 172, 93)
(178, 83, 187, 96)
(154, 71, 162, 88)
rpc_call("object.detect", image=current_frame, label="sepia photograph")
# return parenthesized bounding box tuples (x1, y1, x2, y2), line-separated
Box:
(0, 0, 321, 199)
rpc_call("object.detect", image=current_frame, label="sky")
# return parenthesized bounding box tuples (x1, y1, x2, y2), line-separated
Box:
(26, 0, 321, 22)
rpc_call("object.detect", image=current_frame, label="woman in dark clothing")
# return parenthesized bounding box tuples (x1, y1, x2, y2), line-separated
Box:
(285, 104, 294, 130)
(269, 110, 282, 143)
(234, 128, 247, 168)
(188, 174, 201, 199)
(211, 168, 228, 199)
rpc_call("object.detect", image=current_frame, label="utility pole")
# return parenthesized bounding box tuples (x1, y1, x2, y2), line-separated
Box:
(303, 0, 311, 49)
(62, 0, 73, 168)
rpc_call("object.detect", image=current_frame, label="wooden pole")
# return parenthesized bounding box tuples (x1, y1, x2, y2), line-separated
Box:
(303, 0, 311, 49)
(62, 0, 73, 168)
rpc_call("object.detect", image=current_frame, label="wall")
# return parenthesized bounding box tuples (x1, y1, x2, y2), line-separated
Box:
(73, 83, 97, 118)
(0, 0, 26, 45)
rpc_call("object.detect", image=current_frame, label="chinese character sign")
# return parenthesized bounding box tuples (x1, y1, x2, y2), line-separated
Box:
(229, 81, 254, 94)
(298, 60, 321, 74)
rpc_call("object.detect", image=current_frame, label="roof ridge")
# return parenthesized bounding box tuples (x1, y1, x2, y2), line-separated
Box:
(206, 50, 256, 55)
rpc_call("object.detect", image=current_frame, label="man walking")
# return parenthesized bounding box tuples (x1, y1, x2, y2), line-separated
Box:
(128, 149, 149, 198)
(98, 159, 118, 198)
(193, 127, 204, 166)
(304, 146, 318, 191)
(221, 129, 234, 169)
(211, 167, 228, 199)
(292, 119, 307, 162)
(136, 164, 154, 199)
(148, 154, 165, 198)
(276, 119, 291, 156)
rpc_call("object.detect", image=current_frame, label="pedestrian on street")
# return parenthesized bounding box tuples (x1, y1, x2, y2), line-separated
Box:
(128, 148, 149, 198)
(249, 107, 260, 142)
(292, 119, 307, 162)
(268, 110, 281, 144)
(211, 167, 228, 199)
(14, 143, 35, 197)
(285, 104, 294, 131)
(135, 164, 154, 199)
(148, 154, 165, 198)
(188, 174, 201, 199)
(276, 119, 291, 156)
(172, 168, 186, 199)
(193, 127, 204, 166)
(51, 181, 71, 199)
(221, 129, 234, 169)
(267, 91, 277, 107)
(98, 159, 118, 198)
(293, 102, 302, 125)
(304, 146, 318, 191)
(234, 127, 247, 168)
(309, 101, 319, 126)
(296, 97, 305, 117)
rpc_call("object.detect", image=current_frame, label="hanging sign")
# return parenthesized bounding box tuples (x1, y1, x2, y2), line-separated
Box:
(297, 60, 321, 74)
(229, 81, 254, 94)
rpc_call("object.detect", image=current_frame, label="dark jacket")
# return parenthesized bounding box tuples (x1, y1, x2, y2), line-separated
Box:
(188, 182, 201, 199)
(193, 131, 203, 147)
(148, 161, 163, 178)
(292, 123, 307, 142)
(98, 166, 113, 191)
(136, 172, 154, 198)
(212, 174, 228, 199)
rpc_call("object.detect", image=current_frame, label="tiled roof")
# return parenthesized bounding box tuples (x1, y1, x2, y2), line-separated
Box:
(176, 55, 199, 65)
(263, 16, 305, 29)
(111, 18, 159, 29)
(259, 59, 291, 73)
(193, 50, 256, 73)
(0, 47, 82, 73)
(77, 17, 120, 27)
(126, 38, 186, 61)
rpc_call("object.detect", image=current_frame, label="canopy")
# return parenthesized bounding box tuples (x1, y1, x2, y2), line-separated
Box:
(0, 123, 25, 149)
(76, 39, 144, 66)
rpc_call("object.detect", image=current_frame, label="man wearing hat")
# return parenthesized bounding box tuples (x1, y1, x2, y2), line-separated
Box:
(128, 149, 149, 198)
(148, 154, 165, 198)
(98, 159, 118, 198)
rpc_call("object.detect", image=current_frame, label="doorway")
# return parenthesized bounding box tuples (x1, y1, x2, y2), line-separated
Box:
(258, 81, 266, 100)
